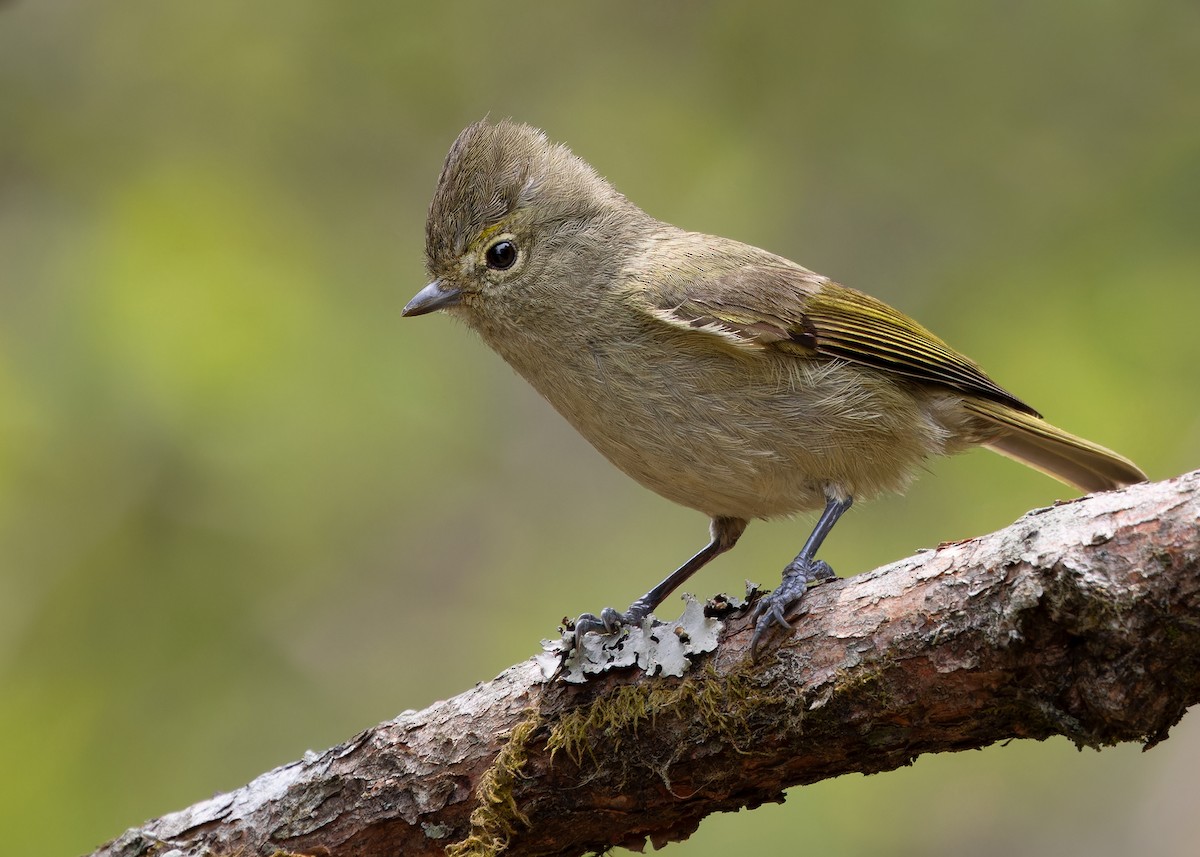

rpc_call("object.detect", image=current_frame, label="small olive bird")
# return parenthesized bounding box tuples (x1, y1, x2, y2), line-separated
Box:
(405, 120, 1146, 653)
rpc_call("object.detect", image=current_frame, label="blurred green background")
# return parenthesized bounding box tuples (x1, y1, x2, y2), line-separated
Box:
(2, 2, 1198, 855)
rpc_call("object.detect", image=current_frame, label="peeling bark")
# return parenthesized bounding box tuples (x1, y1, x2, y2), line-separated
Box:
(90, 471, 1200, 857)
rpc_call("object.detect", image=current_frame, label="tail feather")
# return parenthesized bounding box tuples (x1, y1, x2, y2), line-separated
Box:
(964, 399, 1147, 494)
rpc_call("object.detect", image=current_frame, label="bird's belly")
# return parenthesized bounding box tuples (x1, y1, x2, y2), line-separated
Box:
(518, 343, 947, 521)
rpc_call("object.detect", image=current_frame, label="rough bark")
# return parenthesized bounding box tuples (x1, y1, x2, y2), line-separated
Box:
(91, 470, 1200, 857)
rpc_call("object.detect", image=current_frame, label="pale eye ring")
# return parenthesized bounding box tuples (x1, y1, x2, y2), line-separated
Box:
(485, 239, 518, 270)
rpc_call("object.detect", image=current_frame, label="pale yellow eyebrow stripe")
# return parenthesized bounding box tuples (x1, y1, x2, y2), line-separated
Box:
(475, 222, 505, 246)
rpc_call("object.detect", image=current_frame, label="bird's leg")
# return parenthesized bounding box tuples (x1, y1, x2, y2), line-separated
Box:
(750, 494, 853, 654)
(570, 516, 747, 652)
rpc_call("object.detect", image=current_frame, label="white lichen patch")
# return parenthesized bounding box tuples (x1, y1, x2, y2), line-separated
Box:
(536, 594, 723, 683)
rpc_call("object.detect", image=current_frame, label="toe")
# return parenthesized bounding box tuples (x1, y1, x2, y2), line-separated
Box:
(571, 612, 605, 650)
(599, 606, 624, 633)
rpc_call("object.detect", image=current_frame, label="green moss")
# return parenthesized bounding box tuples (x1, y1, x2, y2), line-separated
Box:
(835, 665, 889, 706)
(546, 666, 785, 768)
(445, 712, 539, 857)
(444, 666, 789, 855)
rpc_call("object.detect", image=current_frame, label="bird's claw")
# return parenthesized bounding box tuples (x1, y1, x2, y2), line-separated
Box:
(567, 600, 652, 654)
(749, 558, 836, 657)
(570, 608, 621, 651)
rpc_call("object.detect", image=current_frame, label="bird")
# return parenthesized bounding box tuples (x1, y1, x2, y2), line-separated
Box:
(404, 119, 1147, 655)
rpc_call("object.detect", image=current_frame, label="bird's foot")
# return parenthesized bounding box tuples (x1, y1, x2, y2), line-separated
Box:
(749, 558, 837, 656)
(566, 598, 653, 654)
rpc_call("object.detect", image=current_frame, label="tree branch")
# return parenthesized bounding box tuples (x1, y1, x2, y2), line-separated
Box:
(91, 471, 1200, 857)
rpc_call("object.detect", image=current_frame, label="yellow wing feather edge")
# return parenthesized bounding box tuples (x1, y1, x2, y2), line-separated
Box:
(634, 261, 1146, 494)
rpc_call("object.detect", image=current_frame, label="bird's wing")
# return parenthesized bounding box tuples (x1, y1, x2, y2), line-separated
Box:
(633, 260, 1039, 417)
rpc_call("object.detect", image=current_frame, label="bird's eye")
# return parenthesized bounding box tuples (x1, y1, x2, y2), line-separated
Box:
(485, 239, 518, 270)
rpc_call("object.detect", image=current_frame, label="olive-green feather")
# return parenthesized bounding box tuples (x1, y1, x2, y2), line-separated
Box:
(965, 398, 1148, 493)
(637, 256, 1145, 494)
(799, 285, 1037, 415)
(638, 260, 1037, 416)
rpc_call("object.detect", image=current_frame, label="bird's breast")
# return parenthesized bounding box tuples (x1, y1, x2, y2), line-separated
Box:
(471, 306, 944, 520)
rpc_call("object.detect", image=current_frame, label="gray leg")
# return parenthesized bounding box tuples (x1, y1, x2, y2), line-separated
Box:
(571, 516, 747, 652)
(750, 495, 853, 654)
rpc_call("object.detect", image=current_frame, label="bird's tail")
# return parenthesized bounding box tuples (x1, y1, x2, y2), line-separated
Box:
(964, 399, 1147, 494)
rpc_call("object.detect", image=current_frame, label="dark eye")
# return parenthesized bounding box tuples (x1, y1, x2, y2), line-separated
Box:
(485, 240, 518, 270)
